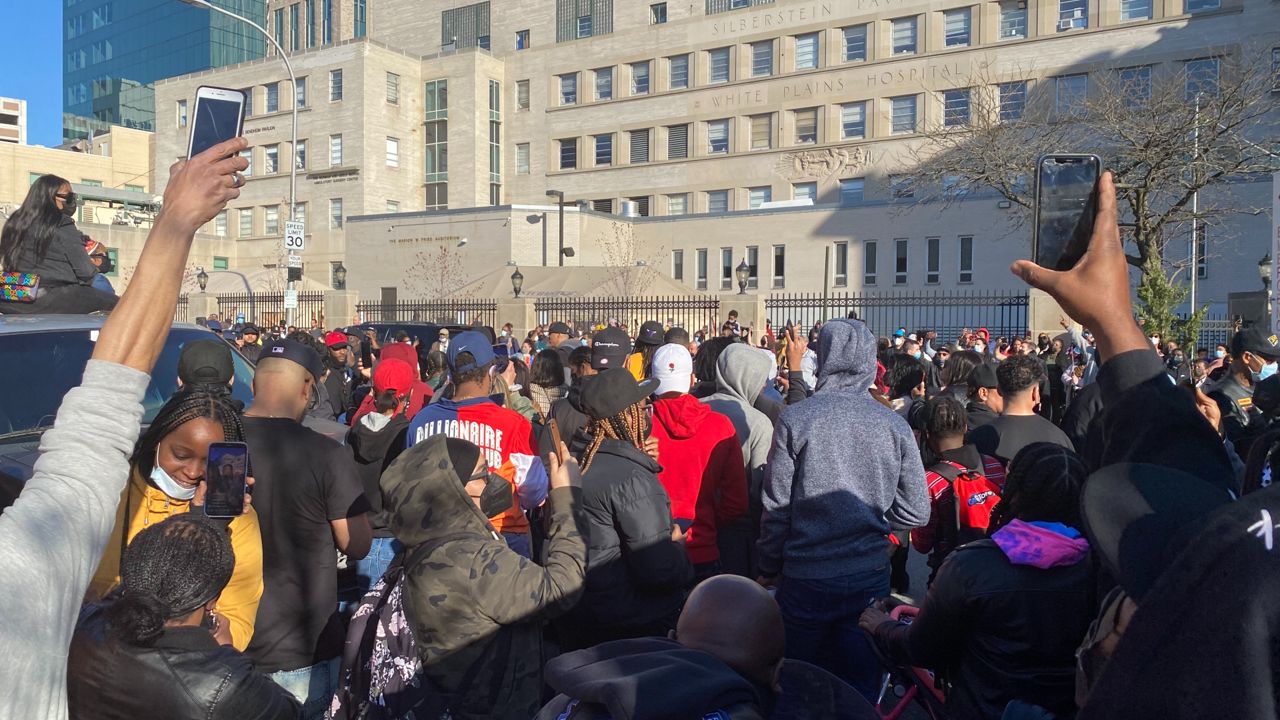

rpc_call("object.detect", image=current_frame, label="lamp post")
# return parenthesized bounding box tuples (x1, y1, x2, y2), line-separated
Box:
(1260, 253, 1273, 299)
(511, 267, 524, 298)
(736, 260, 749, 295)
(333, 262, 347, 290)
(546, 189, 565, 267)
(196, 267, 209, 292)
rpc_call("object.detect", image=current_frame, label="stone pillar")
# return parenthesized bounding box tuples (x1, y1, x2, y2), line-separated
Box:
(324, 290, 360, 328)
(497, 297, 537, 337)
(189, 292, 219, 323)
(718, 293, 768, 336)
(1027, 288, 1067, 337)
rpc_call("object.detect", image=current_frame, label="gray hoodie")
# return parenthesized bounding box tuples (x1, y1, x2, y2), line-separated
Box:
(757, 319, 930, 581)
(703, 344, 774, 501)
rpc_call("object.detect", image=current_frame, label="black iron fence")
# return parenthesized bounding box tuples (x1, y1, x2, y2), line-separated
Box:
(534, 296, 722, 334)
(766, 290, 1030, 341)
(173, 296, 190, 323)
(356, 299, 498, 328)
(1188, 314, 1232, 350)
(216, 292, 326, 328)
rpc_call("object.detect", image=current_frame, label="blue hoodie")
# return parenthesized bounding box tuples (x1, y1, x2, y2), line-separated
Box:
(757, 319, 930, 580)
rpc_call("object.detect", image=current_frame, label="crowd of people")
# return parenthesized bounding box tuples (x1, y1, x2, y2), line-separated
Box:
(2, 141, 1279, 720)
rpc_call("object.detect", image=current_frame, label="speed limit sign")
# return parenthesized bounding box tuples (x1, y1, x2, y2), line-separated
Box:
(284, 220, 305, 252)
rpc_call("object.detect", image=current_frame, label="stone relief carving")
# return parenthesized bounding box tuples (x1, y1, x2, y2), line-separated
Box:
(772, 146, 872, 183)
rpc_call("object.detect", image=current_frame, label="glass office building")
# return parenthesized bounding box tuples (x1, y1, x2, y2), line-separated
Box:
(63, 0, 265, 141)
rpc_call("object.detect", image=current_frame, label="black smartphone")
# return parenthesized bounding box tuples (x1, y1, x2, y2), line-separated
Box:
(1032, 154, 1102, 272)
(360, 338, 374, 370)
(187, 86, 247, 159)
(674, 518, 694, 533)
(204, 442, 249, 518)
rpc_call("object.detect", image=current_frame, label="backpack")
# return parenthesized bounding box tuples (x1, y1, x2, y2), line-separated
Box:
(931, 460, 1002, 546)
(328, 544, 447, 720)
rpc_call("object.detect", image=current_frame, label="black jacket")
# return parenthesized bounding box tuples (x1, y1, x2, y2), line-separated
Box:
(550, 386, 590, 457)
(68, 603, 300, 720)
(323, 360, 356, 420)
(561, 440, 693, 633)
(966, 400, 997, 429)
(872, 541, 1093, 720)
(11, 216, 99, 288)
(346, 412, 409, 537)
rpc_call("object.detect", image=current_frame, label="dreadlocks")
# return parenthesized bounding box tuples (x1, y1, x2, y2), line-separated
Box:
(988, 442, 1088, 533)
(580, 401, 648, 474)
(131, 386, 245, 476)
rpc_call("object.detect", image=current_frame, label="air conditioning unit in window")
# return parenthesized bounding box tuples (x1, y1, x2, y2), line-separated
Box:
(1072, 9, 1084, 18)
(1001, 27, 1020, 37)
(1057, 18, 1075, 29)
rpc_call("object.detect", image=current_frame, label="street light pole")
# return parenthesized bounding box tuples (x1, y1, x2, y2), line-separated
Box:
(547, 190, 565, 267)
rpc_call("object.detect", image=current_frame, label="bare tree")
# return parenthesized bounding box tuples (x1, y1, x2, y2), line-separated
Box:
(595, 221, 666, 296)
(401, 243, 466, 299)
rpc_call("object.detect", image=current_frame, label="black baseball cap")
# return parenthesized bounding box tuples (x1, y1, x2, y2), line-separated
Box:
(970, 362, 999, 389)
(548, 321, 573, 336)
(637, 320, 664, 346)
(1232, 325, 1280, 361)
(261, 337, 324, 383)
(178, 340, 234, 386)
(241, 323, 260, 336)
(591, 326, 632, 370)
(579, 368, 659, 420)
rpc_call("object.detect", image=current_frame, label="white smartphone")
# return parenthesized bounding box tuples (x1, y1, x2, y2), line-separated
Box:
(187, 86, 246, 159)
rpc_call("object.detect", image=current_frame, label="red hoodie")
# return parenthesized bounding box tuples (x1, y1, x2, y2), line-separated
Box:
(650, 393, 748, 565)
(349, 343, 434, 426)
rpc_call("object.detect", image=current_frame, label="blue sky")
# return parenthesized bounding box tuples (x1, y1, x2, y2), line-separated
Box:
(1, 2, 63, 146)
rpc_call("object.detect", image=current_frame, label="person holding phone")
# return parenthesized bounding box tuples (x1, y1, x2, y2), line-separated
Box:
(88, 385, 263, 652)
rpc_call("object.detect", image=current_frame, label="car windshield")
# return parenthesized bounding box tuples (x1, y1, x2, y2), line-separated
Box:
(0, 328, 255, 436)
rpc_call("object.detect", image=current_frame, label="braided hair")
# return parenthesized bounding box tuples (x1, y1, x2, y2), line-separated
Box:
(988, 442, 1088, 533)
(580, 401, 648, 474)
(105, 515, 235, 646)
(923, 395, 968, 440)
(131, 386, 245, 477)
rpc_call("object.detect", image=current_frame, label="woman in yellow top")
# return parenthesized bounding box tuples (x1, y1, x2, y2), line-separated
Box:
(89, 385, 263, 651)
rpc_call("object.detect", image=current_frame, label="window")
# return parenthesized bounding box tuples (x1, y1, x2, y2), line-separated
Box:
(891, 175, 914, 199)
(944, 8, 971, 46)
(176, 99, 187, 128)
(295, 77, 307, 108)
(651, 3, 667, 24)
(516, 29, 530, 49)
(835, 241, 850, 286)
(669, 55, 690, 89)
(746, 246, 759, 288)
(382, 200, 398, 214)
(752, 41, 773, 77)
(1185, 0, 1219, 12)
(1058, 0, 1087, 30)
(630, 129, 650, 164)
(628, 196, 651, 216)
(895, 239, 909, 284)
(959, 235, 974, 283)
(577, 14, 592, 38)
(265, 144, 279, 174)
(772, 245, 786, 288)
(516, 79, 530, 109)
(795, 33, 819, 70)
(1118, 66, 1152, 107)
(329, 69, 343, 101)
(214, 210, 228, 237)
(559, 73, 577, 105)
(999, 81, 1027, 121)
(721, 248, 734, 290)
(294, 139, 307, 170)
(696, 249, 708, 289)
(999, 1, 1027, 38)
(1273, 48, 1280, 92)
(239, 149, 253, 176)
(595, 67, 613, 100)
(1120, 0, 1152, 21)
(594, 134, 613, 166)
(709, 48, 731, 84)
(329, 134, 343, 166)
(306, 0, 316, 46)
(559, 138, 577, 169)
(794, 108, 818, 143)
(211, 255, 227, 272)
(841, 102, 866, 139)
(290, 3, 300, 51)
(707, 190, 730, 213)
(274, 8, 284, 47)
(323, 0, 332, 43)
(840, 178, 865, 205)
(843, 25, 868, 62)
(892, 17, 917, 55)
(668, 124, 689, 159)
(426, 182, 447, 211)
(672, 249, 684, 280)
(708, 119, 730, 154)
(926, 237, 940, 284)
(890, 95, 917, 134)
(1195, 226, 1207, 279)
(793, 182, 817, 203)
(944, 89, 970, 128)
(295, 203, 306, 229)
(329, 198, 343, 228)
(749, 186, 772, 209)
(668, 193, 689, 215)
(751, 114, 772, 149)
(386, 137, 400, 168)
(383, 73, 399, 105)
(516, 143, 530, 174)
(266, 82, 279, 113)
(1185, 58, 1219, 100)
(1055, 74, 1088, 117)
(239, 208, 253, 237)
(265, 206, 280, 235)
(242, 86, 254, 116)
(631, 61, 651, 95)
(942, 175, 968, 199)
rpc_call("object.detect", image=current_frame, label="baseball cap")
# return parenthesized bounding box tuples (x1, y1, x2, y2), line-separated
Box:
(177, 340, 234, 386)
(578, 368, 659, 420)
(262, 337, 324, 382)
(1232, 325, 1280, 361)
(637, 320, 664, 346)
(591, 326, 632, 370)
(977, 327, 990, 339)
(447, 330, 496, 375)
(970, 362, 999, 389)
(651, 344, 694, 396)
(372, 358, 416, 395)
(548, 321, 573, 336)
(241, 324, 260, 336)
(324, 330, 348, 348)
(893, 329, 906, 338)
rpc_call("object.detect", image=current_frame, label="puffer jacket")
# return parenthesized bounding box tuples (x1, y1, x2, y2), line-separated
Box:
(380, 434, 586, 720)
(67, 603, 300, 720)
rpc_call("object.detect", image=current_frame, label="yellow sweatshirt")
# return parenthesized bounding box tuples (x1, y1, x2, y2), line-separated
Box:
(89, 468, 264, 651)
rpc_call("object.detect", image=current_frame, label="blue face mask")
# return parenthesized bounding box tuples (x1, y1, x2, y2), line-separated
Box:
(1256, 362, 1278, 383)
(912, 351, 923, 360)
(150, 460, 197, 501)
(1215, 349, 1227, 359)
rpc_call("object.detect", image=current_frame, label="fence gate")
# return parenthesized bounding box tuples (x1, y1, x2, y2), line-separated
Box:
(534, 296, 721, 335)
(766, 290, 1030, 341)
(356, 299, 498, 328)
(216, 292, 326, 328)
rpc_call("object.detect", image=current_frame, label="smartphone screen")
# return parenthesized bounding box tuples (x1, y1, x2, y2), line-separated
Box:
(204, 442, 248, 518)
(1033, 154, 1101, 271)
(188, 88, 246, 159)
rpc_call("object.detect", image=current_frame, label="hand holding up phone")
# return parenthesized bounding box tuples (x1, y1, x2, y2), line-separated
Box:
(546, 439, 579, 490)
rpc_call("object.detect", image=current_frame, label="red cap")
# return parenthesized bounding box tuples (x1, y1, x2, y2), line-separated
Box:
(324, 331, 348, 347)
(372, 358, 415, 395)
(977, 327, 990, 339)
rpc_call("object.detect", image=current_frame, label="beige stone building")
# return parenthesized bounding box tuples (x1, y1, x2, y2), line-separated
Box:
(151, 0, 1279, 312)
(0, 98, 26, 146)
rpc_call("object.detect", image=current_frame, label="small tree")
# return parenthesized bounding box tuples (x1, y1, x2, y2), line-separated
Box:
(596, 221, 666, 296)
(402, 243, 466, 299)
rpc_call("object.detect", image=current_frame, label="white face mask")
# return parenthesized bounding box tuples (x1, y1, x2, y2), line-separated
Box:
(150, 461, 197, 501)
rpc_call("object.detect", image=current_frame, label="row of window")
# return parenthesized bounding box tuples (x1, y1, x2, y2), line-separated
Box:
(174, 68, 404, 130)
(212, 198, 351, 238)
(64, 1, 112, 40)
(267, 0, 349, 53)
(211, 132, 404, 176)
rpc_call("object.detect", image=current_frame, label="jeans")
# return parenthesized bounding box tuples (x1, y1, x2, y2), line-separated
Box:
(502, 530, 532, 559)
(271, 656, 340, 720)
(776, 568, 890, 702)
(338, 536, 402, 616)
(1, 284, 117, 314)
